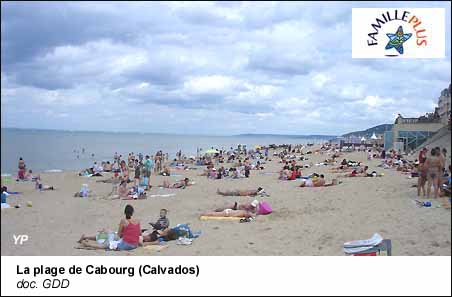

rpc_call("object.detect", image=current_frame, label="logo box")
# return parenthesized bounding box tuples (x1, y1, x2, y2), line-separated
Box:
(352, 8, 445, 58)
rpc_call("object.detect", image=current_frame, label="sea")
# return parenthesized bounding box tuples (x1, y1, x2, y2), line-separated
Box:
(1, 128, 335, 174)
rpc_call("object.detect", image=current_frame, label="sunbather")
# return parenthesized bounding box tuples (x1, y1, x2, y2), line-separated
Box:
(299, 175, 338, 187)
(216, 187, 264, 196)
(35, 176, 55, 191)
(160, 178, 191, 189)
(200, 208, 254, 218)
(214, 200, 260, 214)
(142, 224, 198, 244)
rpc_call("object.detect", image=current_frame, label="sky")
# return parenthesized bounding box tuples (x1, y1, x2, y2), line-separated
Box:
(1, 1, 451, 136)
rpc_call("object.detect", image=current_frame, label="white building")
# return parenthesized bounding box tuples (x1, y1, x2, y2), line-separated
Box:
(438, 84, 451, 125)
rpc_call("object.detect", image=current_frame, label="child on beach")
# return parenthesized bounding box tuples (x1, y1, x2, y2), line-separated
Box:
(149, 209, 170, 231)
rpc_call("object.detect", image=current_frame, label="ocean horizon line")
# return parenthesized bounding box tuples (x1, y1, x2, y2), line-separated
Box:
(1, 127, 338, 139)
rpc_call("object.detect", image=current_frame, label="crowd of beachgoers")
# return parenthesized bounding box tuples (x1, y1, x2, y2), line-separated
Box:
(2, 142, 451, 254)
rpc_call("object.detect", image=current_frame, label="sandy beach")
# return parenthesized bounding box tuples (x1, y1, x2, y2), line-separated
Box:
(1, 147, 450, 256)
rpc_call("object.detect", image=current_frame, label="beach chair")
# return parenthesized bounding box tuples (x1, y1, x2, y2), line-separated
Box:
(343, 233, 392, 256)
(345, 239, 392, 256)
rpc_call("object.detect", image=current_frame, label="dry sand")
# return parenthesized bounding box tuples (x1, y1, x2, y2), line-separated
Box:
(1, 148, 451, 256)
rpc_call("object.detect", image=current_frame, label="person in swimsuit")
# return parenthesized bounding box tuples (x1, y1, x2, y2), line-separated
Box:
(17, 157, 26, 180)
(424, 148, 442, 199)
(120, 160, 130, 183)
(35, 176, 55, 191)
(160, 178, 190, 189)
(216, 187, 264, 196)
(200, 208, 255, 218)
(214, 200, 260, 214)
(415, 161, 427, 197)
(299, 175, 338, 187)
(78, 204, 141, 251)
(134, 160, 141, 186)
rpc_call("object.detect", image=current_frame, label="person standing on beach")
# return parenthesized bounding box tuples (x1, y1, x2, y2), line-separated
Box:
(424, 148, 442, 199)
(155, 154, 162, 174)
(417, 161, 428, 197)
(134, 160, 141, 187)
(120, 160, 130, 183)
(437, 147, 447, 188)
(17, 157, 26, 180)
(419, 147, 428, 165)
(143, 155, 153, 189)
(138, 153, 143, 163)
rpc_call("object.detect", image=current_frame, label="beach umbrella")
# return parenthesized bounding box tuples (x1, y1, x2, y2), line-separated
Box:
(204, 148, 219, 154)
(255, 145, 261, 150)
(361, 136, 366, 142)
(371, 133, 378, 140)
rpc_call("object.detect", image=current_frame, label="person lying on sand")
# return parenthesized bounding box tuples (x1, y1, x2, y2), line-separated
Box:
(200, 208, 254, 219)
(35, 176, 55, 191)
(216, 187, 265, 196)
(341, 166, 368, 177)
(299, 175, 338, 187)
(214, 200, 260, 214)
(77, 204, 141, 251)
(142, 224, 198, 244)
(96, 176, 121, 184)
(160, 178, 191, 189)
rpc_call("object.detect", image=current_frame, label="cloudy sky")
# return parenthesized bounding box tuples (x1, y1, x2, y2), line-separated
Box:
(1, 1, 451, 135)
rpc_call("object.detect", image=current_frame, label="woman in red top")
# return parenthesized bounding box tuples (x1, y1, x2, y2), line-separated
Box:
(117, 205, 141, 250)
(77, 204, 141, 251)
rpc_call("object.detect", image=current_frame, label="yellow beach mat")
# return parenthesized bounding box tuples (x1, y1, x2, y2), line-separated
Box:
(199, 216, 244, 221)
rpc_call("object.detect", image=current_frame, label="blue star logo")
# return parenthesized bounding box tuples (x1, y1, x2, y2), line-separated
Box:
(385, 26, 412, 55)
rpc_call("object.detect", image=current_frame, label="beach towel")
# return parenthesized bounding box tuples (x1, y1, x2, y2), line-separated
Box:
(171, 224, 200, 239)
(149, 193, 176, 198)
(199, 216, 243, 221)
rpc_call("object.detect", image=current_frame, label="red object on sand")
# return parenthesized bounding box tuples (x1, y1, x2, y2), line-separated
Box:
(352, 252, 377, 256)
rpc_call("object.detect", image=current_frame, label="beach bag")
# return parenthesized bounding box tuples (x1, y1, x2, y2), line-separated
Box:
(258, 201, 272, 215)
